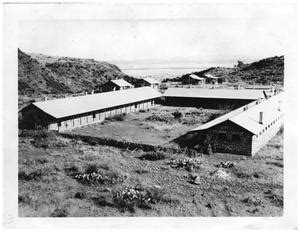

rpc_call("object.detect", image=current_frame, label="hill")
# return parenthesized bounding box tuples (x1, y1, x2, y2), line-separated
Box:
(18, 49, 138, 95)
(164, 56, 284, 85)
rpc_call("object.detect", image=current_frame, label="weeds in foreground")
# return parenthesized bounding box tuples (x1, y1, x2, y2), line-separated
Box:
(68, 163, 126, 186)
(112, 186, 165, 213)
(168, 158, 202, 172)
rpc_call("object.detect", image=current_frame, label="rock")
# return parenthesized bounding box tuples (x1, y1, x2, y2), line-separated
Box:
(210, 169, 231, 180)
(189, 174, 201, 185)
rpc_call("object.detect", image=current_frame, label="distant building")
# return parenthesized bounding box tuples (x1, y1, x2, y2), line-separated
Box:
(98, 79, 134, 92)
(203, 73, 224, 85)
(175, 92, 283, 156)
(162, 88, 267, 109)
(20, 87, 161, 132)
(139, 77, 160, 88)
(181, 74, 205, 85)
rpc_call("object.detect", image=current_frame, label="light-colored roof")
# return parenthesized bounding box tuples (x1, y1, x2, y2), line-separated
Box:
(143, 77, 160, 85)
(189, 74, 205, 81)
(229, 92, 283, 134)
(110, 79, 133, 87)
(31, 87, 161, 119)
(163, 88, 265, 100)
(191, 92, 283, 135)
(204, 73, 220, 79)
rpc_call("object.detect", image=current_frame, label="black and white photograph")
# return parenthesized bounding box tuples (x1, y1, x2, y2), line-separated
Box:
(2, 0, 298, 229)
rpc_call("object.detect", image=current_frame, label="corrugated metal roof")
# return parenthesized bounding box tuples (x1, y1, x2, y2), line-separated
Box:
(143, 77, 160, 84)
(163, 88, 265, 100)
(229, 92, 283, 134)
(191, 92, 283, 135)
(189, 74, 205, 80)
(110, 79, 133, 87)
(32, 87, 161, 119)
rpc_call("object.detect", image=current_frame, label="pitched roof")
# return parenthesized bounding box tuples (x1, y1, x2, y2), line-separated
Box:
(31, 87, 161, 119)
(191, 92, 283, 135)
(229, 92, 283, 134)
(110, 79, 133, 87)
(163, 88, 266, 100)
(204, 73, 220, 79)
(189, 74, 205, 80)
(143, 77, 160, 85)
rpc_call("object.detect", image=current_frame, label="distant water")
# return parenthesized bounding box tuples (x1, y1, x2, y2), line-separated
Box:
(116, 62, 234, 80)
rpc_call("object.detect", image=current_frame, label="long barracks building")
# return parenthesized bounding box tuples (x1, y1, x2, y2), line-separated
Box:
(20, 87, 161, 132)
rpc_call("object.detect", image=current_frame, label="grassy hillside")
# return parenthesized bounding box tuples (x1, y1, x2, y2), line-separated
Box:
(18, 49, 138, 95)
(164, 56, 284, 85)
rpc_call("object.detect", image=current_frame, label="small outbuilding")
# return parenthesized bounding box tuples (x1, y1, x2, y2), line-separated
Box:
(98, 79, 134, 92)
(139, 77, 160, 88)
(203, 73, 224, 85)
(181, 74, 205, 85)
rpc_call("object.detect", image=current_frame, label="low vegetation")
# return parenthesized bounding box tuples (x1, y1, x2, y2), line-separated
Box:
(18, 119, 283, 217)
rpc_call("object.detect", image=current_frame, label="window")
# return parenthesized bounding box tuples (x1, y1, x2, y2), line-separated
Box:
(218, 132, 227, 141)
(232, 133, 241, 142)
(93, 113, 96, 119)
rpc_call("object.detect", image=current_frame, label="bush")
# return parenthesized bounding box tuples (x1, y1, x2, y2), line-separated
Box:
(71, 164, 125, 186)
(106, 113, 126, 122)
(113, 186, 165, 212)
(74, 192, 86, 199)
(50, 208, 68, 217)
(172, 111, 182, 119)
(137, 151, 166, 161)
(168, 158, 202, 172)
(18, 169, 50, 181)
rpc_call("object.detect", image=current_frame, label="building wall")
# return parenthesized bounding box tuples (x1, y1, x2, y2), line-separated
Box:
(251, 114, 283, 154)
(55, 99, 156, 132)
(162, 97, 254, 109)
(20, 105, 56, 130)
(174, 120, 253, 156)
(204, 121, 253, 155)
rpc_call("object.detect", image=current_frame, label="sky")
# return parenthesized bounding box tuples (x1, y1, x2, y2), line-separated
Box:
(18, 3, 294, 65)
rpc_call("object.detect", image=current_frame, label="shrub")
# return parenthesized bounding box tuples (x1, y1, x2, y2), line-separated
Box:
(74, 192, 86, 199)
(50, 208, 68, 217)
(18, 169, 50, 181)
(113, 186, 165, 212)
(71, 164, 125, 186)
(172, 111, 182, 119)
(106, 113, 126, 122)
(137, 151, 166, 161)
(168, 158, 202, 172)
(85, 164, 99, 174)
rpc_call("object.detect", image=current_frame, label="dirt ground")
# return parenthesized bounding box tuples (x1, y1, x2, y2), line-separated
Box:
(66, 106, 227, 147)
(18, 126, 283, 217)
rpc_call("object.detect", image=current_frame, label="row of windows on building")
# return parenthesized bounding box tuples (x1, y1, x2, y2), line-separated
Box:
(58, 100, 155, 128)
(258, 114, 283, 136)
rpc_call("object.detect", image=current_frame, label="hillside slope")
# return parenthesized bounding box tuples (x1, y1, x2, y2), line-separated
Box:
(18, 49, 136, 95)
(165, 56, 284, 85)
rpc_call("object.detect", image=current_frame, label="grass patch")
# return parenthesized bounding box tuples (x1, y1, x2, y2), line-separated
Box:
(168, 158, 202, 172)
(69, 163, 126, 186)
(137, 151, 166, 161)
(106, 113, 126, 122)
(19, 168, 52, 181)
(112, 185, 166, 213)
